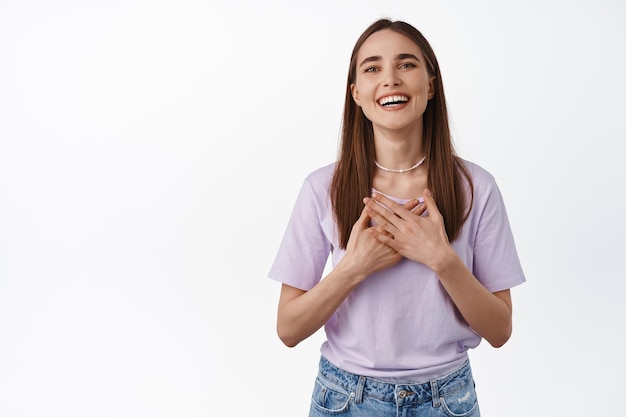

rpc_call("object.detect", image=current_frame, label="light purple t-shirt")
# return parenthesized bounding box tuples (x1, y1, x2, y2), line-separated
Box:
(268, 160, 525, 382)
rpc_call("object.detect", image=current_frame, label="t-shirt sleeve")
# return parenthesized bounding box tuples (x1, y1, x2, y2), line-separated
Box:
(472, 177, 526, 292)
(267, 176, 332, 291)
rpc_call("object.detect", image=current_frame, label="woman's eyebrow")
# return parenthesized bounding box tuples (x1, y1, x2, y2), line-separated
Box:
(358, 55, 381, 67)
(358, 53, 421, 68)
(396, 53, 421, 62)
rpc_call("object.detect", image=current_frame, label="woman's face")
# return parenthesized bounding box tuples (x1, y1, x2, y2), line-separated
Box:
(351, 29, 435, 134)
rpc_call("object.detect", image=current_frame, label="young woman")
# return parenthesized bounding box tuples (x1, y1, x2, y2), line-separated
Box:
(268, 19, 525, 417)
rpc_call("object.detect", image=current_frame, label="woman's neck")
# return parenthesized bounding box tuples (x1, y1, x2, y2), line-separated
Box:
(372, 124, 425, 171)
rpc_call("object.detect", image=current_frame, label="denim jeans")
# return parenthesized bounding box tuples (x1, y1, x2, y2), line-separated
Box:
(309, 356, 480, 417)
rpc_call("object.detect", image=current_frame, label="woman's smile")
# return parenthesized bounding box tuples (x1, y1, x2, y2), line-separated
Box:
(377, 93, 410, 109)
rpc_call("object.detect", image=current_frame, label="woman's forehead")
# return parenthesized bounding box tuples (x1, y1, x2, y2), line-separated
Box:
(357, 30, 424, 60)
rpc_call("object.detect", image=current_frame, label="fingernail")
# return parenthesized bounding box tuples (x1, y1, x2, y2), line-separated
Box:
(424, 188, 432, 197)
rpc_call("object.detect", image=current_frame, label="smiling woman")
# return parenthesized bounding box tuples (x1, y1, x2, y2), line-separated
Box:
(267, 18, 525, 417)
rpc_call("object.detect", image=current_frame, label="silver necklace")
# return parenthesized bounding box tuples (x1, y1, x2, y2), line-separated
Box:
(374, 155, 426, 173)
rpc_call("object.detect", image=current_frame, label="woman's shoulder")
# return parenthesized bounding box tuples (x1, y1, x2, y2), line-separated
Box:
(303, 162, 336, 188)
(458, 158, 497, 189)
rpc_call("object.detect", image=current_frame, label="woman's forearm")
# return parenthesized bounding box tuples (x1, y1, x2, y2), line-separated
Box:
(277, 261, 367, 347)
(431, 247, 513, 347)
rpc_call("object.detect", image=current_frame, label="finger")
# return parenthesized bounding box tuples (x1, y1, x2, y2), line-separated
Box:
(369, 227, 399, 251)
(353, 203, 372, 230)
(403, 198, 421, 212)
(409, 201, 426, 216)
(369, 209, 396, 234)
(363, 197, 399, 229)
(371, 193, 412, 221)
(370, 224, 394, 239)
(423, 188, 442, 219)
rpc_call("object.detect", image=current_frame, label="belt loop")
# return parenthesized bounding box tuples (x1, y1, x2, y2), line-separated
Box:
(354, 376, 366, 404)
(430, 379, 440, 407)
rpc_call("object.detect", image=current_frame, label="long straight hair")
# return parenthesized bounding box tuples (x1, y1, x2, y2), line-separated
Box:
(331, 19, 473, 249)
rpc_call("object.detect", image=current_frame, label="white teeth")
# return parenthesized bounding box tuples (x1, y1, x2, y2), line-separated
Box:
(378, 95, 409, 106)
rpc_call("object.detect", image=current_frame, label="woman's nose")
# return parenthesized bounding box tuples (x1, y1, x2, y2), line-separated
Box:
(383, 70, 401, 87)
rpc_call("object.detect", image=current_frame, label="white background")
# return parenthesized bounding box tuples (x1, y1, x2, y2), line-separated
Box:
(1, 0, 625, 416)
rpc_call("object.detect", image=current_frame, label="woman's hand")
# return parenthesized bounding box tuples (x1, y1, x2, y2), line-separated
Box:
(363, 189, 452, 270)
(339, 203, 402, 281)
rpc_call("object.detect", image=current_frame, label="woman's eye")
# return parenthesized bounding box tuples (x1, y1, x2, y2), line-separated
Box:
(364, 66, 378, 73)
(399, 62, 416, 69)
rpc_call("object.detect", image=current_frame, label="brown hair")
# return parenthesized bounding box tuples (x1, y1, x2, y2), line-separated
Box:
(331, 19, 473, 249)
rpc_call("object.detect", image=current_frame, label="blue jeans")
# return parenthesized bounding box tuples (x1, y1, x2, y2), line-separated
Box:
(309, 357, 480, 417)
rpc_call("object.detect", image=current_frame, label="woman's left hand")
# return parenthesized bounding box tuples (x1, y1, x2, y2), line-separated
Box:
(363, 189, 452, 269)
(366, 189, 515, 347)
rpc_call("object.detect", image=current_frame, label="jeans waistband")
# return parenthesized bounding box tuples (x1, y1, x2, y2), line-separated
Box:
(317, 356, 473, 406)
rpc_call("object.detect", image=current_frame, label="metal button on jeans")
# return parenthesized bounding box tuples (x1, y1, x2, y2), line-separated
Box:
(398, 390, 407, 399)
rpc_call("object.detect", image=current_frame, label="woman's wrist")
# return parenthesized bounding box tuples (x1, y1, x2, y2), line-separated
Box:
(428, 245, 461, 278)
(334, 255, 369, 286)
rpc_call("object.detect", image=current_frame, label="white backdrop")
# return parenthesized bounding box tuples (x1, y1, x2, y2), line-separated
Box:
(1, 0, 625, 416)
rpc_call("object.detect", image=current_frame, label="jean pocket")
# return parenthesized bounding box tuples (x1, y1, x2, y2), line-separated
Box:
(310, 375, 355, 415)
(439, 383, 479, 417)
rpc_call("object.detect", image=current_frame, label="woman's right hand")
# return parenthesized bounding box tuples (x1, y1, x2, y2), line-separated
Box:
(339, 198, 421, 281)
(276, 199, 421, 347)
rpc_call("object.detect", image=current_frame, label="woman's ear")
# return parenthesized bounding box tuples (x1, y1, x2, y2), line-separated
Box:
(428, 77, 436, 100)
(350, 84, 361, 106)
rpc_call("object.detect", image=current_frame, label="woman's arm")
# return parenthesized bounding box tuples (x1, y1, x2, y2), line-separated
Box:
(429, 250, 513, 347)
(364, 190, 513, 347)
(277, 268, 362, 348)
(276, 200, 421, 347)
